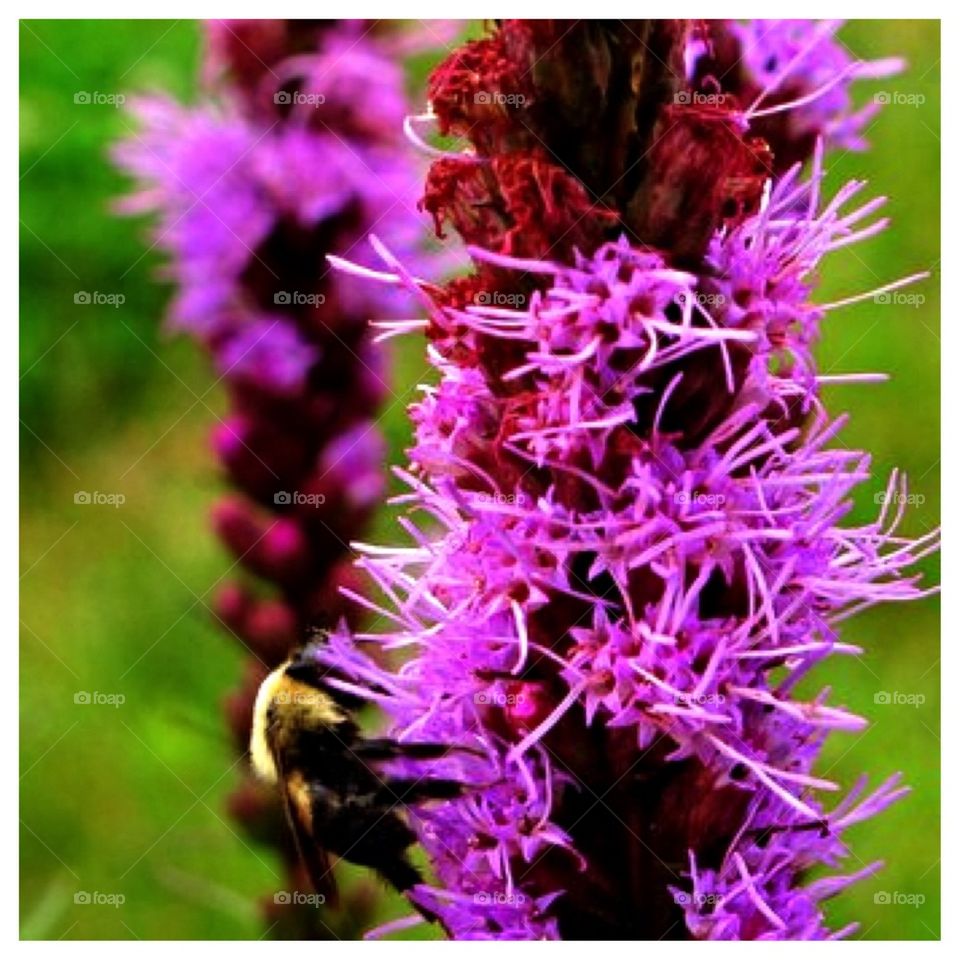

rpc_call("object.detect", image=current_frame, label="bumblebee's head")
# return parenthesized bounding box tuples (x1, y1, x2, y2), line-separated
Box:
(249, 649, 346, 785)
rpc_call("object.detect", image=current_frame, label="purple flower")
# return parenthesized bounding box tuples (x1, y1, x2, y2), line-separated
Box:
(113, 99, 274, 336)
(113, 18, 434, 639)
(320, 19, 937, 940)
(214, 316, 317, 395)
(730, 20, 904, 152)
(688, 20, 904, 172)
(114, 18, 449, 939)
(114, 96, 424, 339)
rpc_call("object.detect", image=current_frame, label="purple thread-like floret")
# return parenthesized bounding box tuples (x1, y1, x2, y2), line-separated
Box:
(324, 146, 936, 938)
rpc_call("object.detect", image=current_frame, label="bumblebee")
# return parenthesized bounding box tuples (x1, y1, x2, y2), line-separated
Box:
(250, 642, 466, 905)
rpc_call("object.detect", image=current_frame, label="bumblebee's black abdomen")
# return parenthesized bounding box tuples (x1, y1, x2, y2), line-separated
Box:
(307, 781, 423, 891)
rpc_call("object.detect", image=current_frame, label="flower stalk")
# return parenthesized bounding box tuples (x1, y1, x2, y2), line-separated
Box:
(322, 19, 937, 940)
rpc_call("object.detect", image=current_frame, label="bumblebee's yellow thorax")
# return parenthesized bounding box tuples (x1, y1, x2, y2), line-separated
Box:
(249, 661, 345, 784)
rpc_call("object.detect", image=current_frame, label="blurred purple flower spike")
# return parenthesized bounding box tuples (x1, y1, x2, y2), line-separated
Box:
(114, 17, 454, 938)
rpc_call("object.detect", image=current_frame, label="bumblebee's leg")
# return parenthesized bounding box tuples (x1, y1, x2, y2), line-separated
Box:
(352, 738, 453, 761)
(375, 853, 425, 895)
(375, 777, 465, 805)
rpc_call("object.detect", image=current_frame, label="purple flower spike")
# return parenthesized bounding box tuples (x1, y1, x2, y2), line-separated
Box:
(114, 18, 452, 939)
(321, 19, 937, 941)
(113, 17, 435, 649)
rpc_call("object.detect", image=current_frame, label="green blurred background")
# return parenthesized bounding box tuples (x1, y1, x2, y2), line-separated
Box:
(20, 20, 940, 940)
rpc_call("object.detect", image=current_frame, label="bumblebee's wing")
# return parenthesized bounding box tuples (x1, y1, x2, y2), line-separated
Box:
(275, 759, 338, 906)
